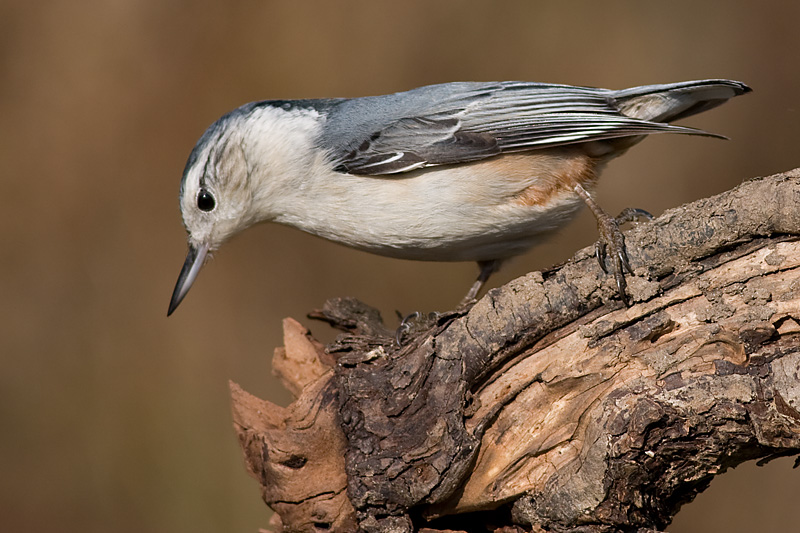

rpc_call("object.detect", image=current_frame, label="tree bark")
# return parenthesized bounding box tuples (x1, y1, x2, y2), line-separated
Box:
(231, 169, 800, 533)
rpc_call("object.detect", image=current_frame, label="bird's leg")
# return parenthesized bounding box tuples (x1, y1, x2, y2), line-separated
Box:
(574, 184, 652, 305)
(460, 259, 502, 308)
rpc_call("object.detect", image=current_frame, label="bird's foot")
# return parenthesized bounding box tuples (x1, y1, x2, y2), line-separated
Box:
(395, 310, 442, 346)
(594, 208, 653, 305)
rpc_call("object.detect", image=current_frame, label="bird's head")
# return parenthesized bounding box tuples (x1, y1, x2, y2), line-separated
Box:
(168, 110, 258, 315)
(166, 100, 339, 315)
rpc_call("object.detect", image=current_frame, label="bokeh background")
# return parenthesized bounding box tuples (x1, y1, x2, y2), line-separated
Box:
(2, 1, 799, 532)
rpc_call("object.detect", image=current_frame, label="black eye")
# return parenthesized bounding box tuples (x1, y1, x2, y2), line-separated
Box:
(197, 189, 215, 212)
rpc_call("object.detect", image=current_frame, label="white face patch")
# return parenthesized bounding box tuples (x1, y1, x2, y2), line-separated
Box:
(178, 103, 328, 251)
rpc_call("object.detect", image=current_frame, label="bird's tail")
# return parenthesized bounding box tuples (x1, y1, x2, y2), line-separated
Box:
(614, 79, 752, 124)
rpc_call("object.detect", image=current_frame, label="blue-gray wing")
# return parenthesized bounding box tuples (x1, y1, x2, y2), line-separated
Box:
(317, 80, 747, 175)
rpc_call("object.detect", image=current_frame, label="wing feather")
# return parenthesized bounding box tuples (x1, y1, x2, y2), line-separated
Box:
(320, 81, 727, 176)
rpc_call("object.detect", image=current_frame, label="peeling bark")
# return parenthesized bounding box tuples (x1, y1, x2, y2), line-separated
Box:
(231, 170, 800, 533)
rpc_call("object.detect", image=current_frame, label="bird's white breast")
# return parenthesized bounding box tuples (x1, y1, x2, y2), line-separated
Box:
(268, 147, 595, 262)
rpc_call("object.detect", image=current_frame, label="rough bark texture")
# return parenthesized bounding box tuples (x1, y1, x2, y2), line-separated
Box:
(231, 170, 800, 533)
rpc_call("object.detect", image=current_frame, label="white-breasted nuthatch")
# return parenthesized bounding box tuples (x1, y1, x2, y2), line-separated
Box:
(168, 79, 750, 315)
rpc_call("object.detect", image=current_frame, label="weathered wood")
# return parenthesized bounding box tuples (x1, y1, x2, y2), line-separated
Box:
(231, 319, 356, 533)
(232, 170, 800, 532)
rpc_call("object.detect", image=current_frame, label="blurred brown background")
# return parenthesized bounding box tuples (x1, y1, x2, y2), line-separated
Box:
(2, 1, 799, 532)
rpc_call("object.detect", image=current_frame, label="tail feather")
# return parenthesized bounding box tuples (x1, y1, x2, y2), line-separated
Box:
(614, 79, 752, 123)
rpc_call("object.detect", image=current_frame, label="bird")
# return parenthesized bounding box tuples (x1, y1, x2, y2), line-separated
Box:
(167, 79, 751, 316)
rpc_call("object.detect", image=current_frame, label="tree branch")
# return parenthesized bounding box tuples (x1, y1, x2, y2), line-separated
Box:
(231, 169, 800, 533)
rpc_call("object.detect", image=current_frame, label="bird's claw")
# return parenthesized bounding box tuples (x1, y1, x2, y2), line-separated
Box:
(616, 207, 654, 225)
(395, 311, 440, 346)
(595, 241, 608, 274)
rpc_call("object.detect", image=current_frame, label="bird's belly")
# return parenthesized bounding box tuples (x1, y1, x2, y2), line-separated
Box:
(345, 190, 586, 262)
(280, 151, 596, 262)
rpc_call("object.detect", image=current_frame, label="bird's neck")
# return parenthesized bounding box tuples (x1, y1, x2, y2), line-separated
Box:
(239, 106, 336, 225)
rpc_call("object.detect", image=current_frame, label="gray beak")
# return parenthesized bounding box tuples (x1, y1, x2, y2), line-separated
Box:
(167, 242, 209, 316)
